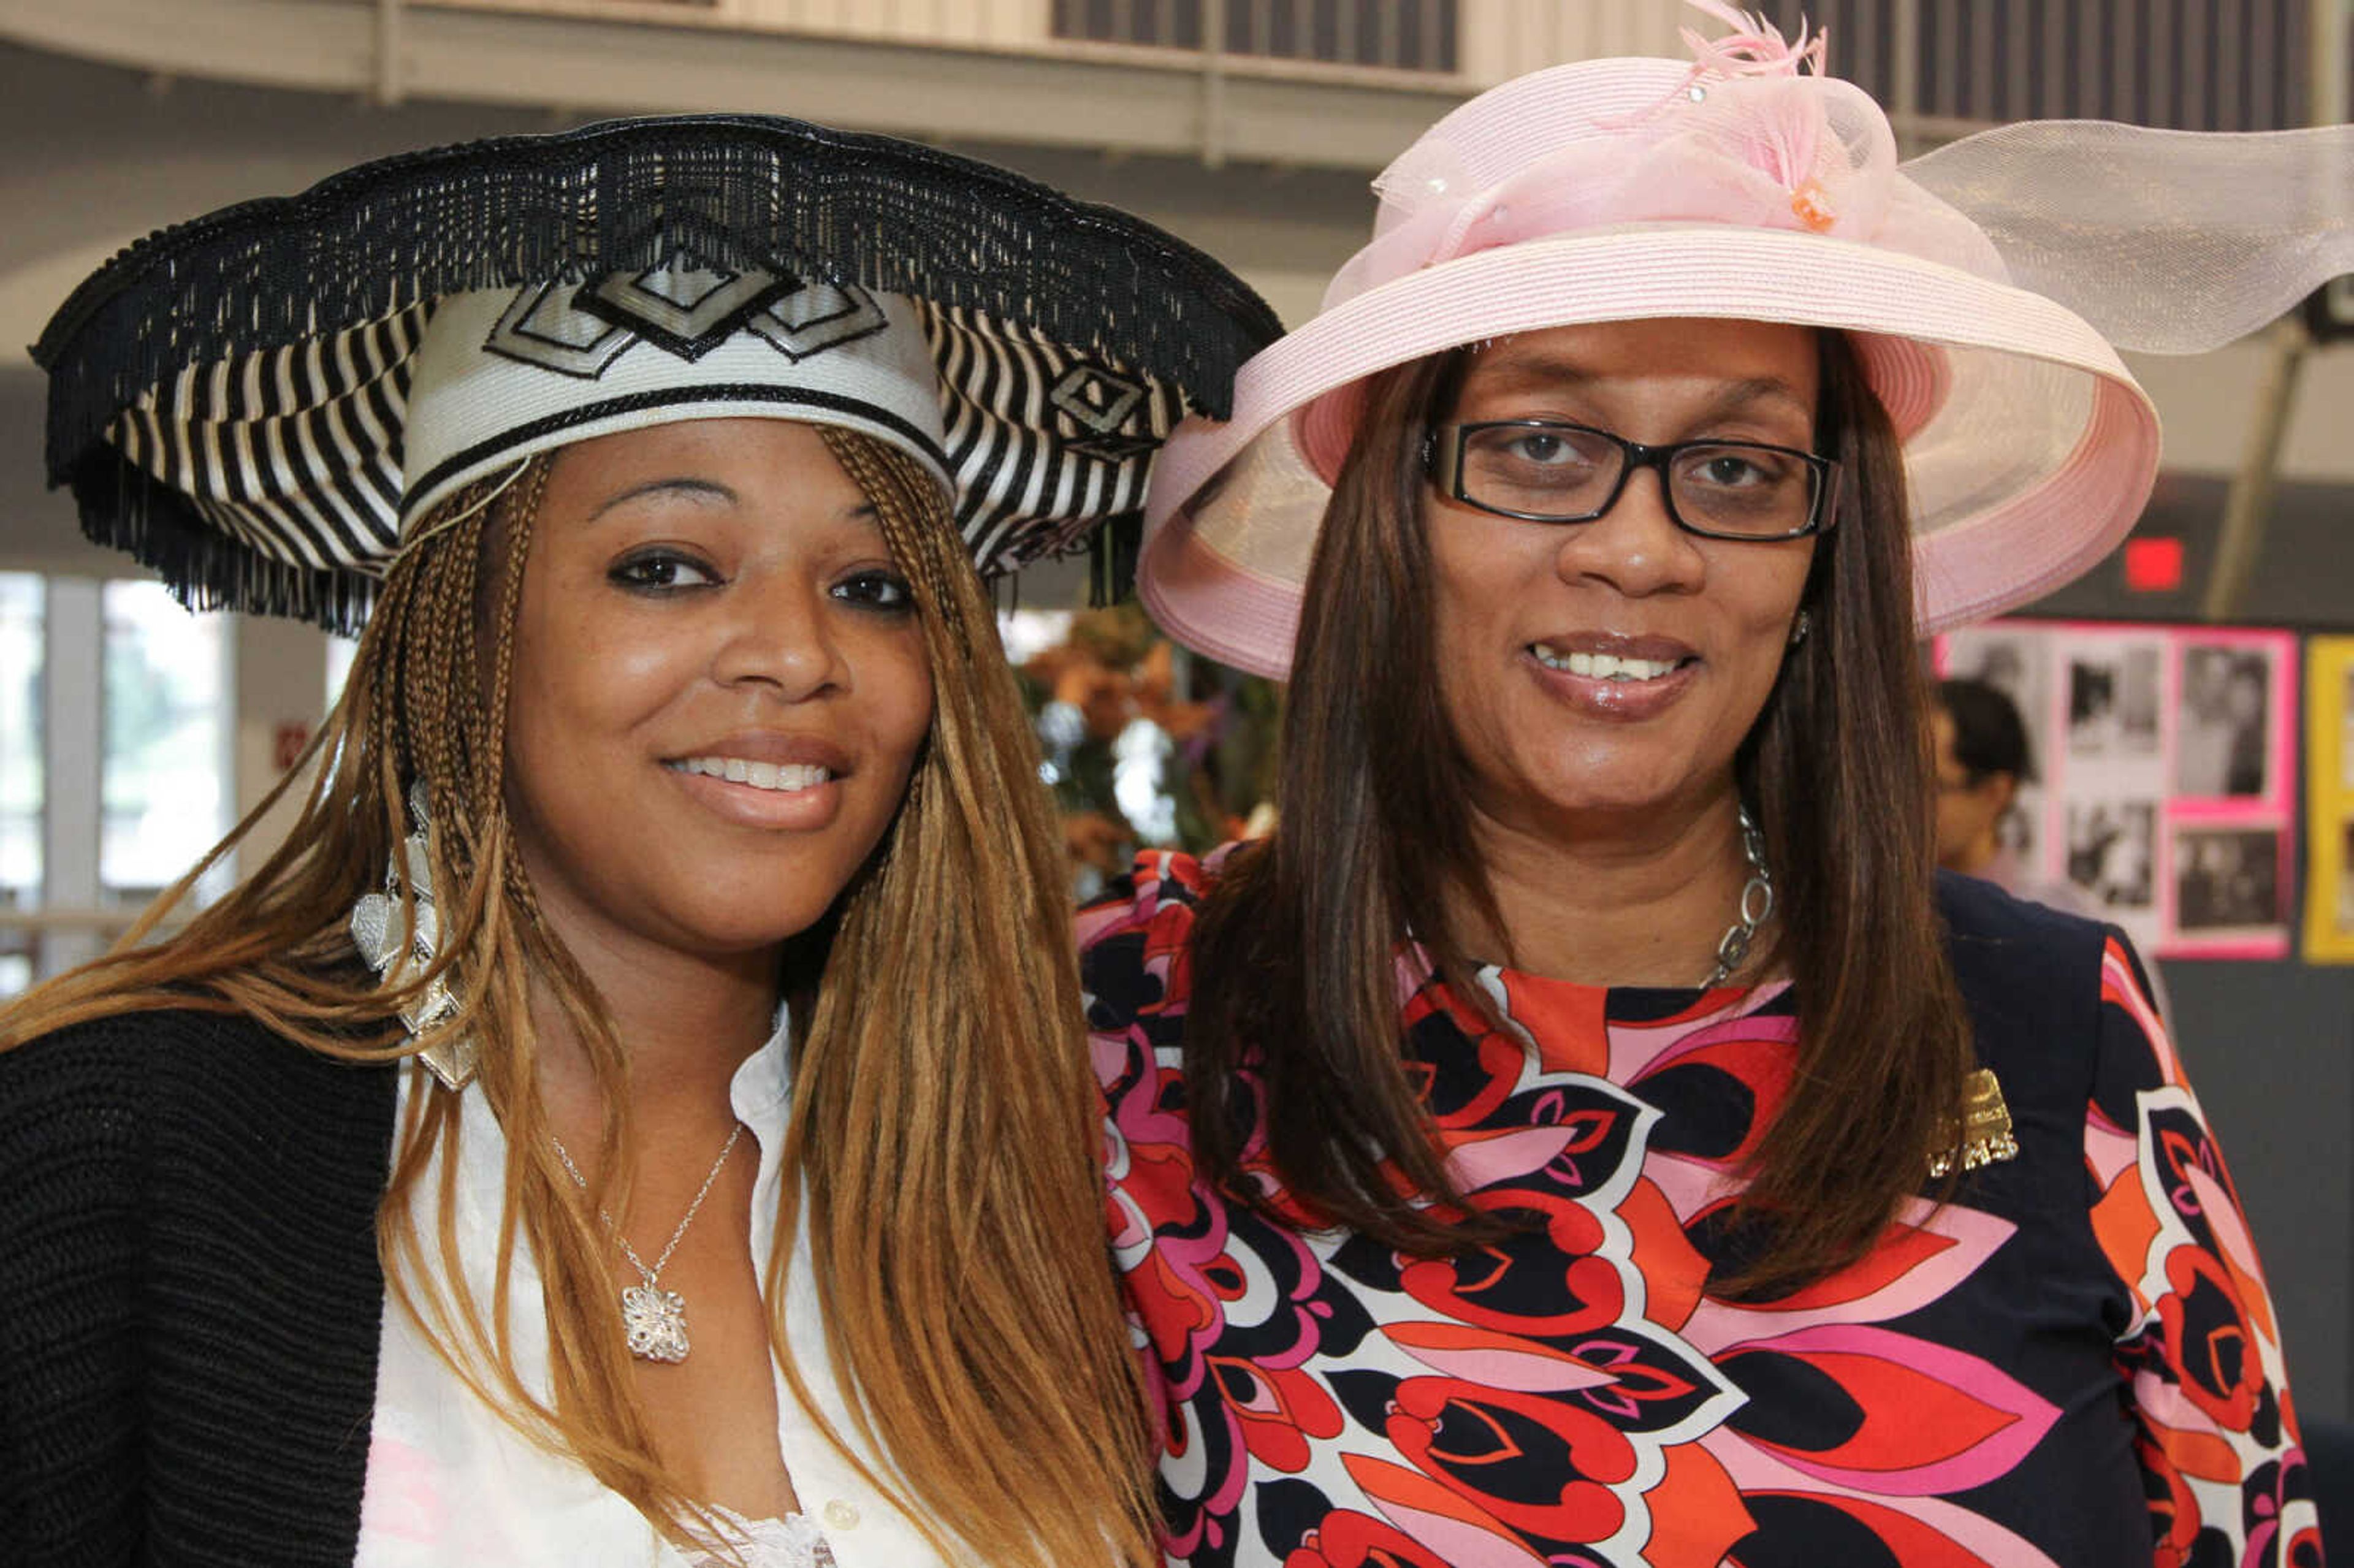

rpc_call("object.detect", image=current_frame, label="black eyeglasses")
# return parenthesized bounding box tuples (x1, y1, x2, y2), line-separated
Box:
(1426, 420, 1841, 541)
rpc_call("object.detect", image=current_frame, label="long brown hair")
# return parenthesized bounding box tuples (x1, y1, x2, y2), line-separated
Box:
(1185, 330, 1972, 1295)
(0, 429, 1158, 1564)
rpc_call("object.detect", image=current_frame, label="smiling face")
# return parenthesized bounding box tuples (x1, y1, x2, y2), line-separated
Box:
(502, 417, 935, 965)
(1428, 318, 1819, 836)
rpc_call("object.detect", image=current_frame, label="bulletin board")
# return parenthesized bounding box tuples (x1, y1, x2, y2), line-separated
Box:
(1935, 620, 2299, 960)
(2301, 637, 2354, 964)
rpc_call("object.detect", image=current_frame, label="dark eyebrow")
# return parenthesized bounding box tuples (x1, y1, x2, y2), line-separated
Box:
(1471, 352, 1601, 392)
(588, 478, 738, 520)
(1472, 356, 1813, 422)
(1696, 376, 1814, 422)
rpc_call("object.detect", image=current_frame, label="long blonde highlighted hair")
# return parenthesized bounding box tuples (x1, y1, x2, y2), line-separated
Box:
(0, 427, 1159, 1566)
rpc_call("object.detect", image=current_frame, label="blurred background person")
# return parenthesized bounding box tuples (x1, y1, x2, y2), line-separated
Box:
(1933, 674, 2039, 882)
(1936, 676, 2174, 1019)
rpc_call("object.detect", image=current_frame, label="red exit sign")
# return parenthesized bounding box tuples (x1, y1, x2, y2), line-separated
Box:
(2123, 537, 2184, 594)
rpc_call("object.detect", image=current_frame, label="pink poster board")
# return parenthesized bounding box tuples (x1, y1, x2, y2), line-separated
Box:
(1933, 620, 2298, 961)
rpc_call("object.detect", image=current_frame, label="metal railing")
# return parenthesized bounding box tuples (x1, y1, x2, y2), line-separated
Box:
(419, 0, 2334, 132)
(1051, 0, 1458, 73)
(0, 904, 188, 998)
(1770, 0, 2318, 135)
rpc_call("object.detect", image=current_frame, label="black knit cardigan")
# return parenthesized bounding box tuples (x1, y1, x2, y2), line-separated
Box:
(0, 1008, 398, 1566)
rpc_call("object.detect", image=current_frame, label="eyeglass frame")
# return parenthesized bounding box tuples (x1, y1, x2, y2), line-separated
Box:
(1423, 419, 1843, 541)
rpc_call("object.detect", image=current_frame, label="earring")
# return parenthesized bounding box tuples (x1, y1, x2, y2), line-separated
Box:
(1788, 609, 1812, 649)
(349, 780, 478, 1089)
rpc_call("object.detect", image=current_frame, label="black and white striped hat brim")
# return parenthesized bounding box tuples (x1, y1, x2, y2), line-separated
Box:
(36, 115, 1283, 631)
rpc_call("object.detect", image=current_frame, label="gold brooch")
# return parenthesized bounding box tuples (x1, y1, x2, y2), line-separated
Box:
(1928, 1068, 2019, 1178)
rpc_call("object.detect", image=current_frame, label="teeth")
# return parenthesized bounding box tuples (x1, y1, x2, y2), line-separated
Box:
(1531, 645, 1682, 681)
(669, 756, 834, 791)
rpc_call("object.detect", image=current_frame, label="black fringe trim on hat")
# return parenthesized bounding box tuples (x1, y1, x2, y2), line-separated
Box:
(69, 454, 380, 634)
(36, 114, 1284, 492)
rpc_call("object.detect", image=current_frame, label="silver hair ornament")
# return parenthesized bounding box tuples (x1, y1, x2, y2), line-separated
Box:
(349, 780, 478, 1088)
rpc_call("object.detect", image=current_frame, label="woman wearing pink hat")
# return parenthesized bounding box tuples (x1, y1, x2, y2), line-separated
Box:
(1082, 7, 2349, 1565)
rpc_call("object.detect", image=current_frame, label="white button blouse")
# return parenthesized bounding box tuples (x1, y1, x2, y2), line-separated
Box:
(354, 1018, 953, 1567)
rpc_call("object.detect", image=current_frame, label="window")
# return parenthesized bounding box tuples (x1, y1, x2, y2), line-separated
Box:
(1053, 0, 1459, 73)
(327, 631, 360, 712)
(1754, 0, 2311, 132)
(0, 577, 241, 999)
(0, 574, 40, 997)
(100, 581, 230, 901)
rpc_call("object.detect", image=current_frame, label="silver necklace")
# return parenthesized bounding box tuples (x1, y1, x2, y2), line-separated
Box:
(550, 1122, 744, 1365)
(1702, 807, 1775, 988)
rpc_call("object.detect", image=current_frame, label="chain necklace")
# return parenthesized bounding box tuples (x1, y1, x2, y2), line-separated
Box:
(550, 1122, 744, 1365)
(1702, 807, 1775, 988)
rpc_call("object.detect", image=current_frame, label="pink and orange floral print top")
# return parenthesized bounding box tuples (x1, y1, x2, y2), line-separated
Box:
(1081, 853, 2318, 1568)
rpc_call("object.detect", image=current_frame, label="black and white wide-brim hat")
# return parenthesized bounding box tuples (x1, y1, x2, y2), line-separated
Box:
(33, 115, 1284, 630)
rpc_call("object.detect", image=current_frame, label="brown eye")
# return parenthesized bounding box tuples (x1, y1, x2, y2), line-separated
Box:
(1509, 432, 1571, 464)
(832, 569, 915, 613)
(609, 550, 719, 591)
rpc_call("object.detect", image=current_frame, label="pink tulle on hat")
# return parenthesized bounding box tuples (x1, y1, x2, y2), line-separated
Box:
(1138, 2, 2354, 679)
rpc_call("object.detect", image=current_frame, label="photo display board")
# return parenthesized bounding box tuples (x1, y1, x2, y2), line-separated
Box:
(2301, 637, 2354, 964)
(1935, 620, 2299, 961)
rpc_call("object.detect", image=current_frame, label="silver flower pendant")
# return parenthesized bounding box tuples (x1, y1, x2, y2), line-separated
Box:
(621, 1283, 692, 1363)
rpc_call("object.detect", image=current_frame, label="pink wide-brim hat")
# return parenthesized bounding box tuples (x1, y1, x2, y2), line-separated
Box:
(1139, 24, 2354, 679)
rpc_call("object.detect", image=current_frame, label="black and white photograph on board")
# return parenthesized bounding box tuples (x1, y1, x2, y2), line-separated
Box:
(2341, 669, 2354, 790)
(2176, 827, 2284, 932)
(2065, 800, 2155, 911)
(2066, 644, 2160, 758)
(2065, 800, 2156, 912)
(1945, 631, 2050, 864)
(2337, 821, 2354, 935)
(1948, 633, 2049, 742)
(2176, 645, 2272, 798)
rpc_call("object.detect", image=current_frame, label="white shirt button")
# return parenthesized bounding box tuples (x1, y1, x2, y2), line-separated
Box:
(821, 1499, 861, 1531)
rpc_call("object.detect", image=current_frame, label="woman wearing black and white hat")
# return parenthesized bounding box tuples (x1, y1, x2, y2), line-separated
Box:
(0, 118, 1278, 1566)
